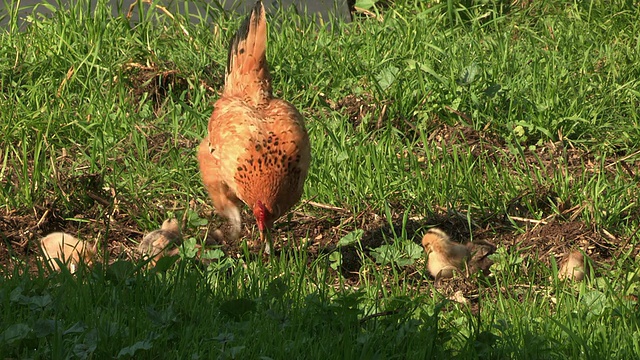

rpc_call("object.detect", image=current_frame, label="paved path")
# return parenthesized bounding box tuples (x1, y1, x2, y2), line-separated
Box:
(1, 0, 350, 29)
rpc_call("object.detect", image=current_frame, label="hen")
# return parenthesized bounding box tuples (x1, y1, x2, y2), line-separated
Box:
(197, 0, 311, 249)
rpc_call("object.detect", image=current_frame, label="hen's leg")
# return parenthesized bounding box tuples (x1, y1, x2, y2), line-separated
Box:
(210, 188, 242, 241)
(197, 140, 242, 241)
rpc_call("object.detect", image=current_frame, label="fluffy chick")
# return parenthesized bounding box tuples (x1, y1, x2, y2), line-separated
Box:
(466, 238, 497, 276)
(138, 218, 182, 267)
(421, 228, 470, 279)
(558, 250, 590, 281)
(40, 232, 96, 273)
(421, 228, 497, 280)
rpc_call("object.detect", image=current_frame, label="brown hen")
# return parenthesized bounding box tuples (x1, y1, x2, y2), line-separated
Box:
(197, 0, 311, 249)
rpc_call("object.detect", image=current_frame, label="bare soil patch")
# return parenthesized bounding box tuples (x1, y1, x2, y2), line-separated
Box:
(120, 57, 222, 115)
(326, 92, 381, 129)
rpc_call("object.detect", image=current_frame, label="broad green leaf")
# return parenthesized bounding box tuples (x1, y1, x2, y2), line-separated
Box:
(1, 323, 32, 345)
(106, 260, 137, 283)
(337, 229, 364, 247)
(266, 278, 288, 301)
(33, 319, 60, 338)
(376, 66, 400, 91)
(354, 0, 376, 10)
(220, 298, 257, 320)
(151, 254, 179, 273)
(213, 332, 234, 343)
(457, 63, 480, 85)
(64, 321, 88, 335)
(329, 252, 342, 271)
(180, 237, 200, 258)
(117, 340, 153, 358)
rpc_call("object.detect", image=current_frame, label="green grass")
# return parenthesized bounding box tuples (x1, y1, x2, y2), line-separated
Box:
(1, 0, 639, 358)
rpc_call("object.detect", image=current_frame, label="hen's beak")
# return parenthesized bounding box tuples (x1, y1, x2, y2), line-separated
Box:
(260, 229, 273, 255)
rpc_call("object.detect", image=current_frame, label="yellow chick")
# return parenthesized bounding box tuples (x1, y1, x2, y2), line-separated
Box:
(558, 250, 589, 281)
(40, 232, 96, 273)
(421, 228, 497, 280)
(421, 228, 470, 279)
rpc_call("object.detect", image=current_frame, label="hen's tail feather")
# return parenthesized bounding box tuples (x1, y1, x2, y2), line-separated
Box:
(223, 0, 271, 104)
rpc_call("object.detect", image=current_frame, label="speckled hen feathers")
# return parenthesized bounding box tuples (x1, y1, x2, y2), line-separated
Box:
(204, 98, 309, 221)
